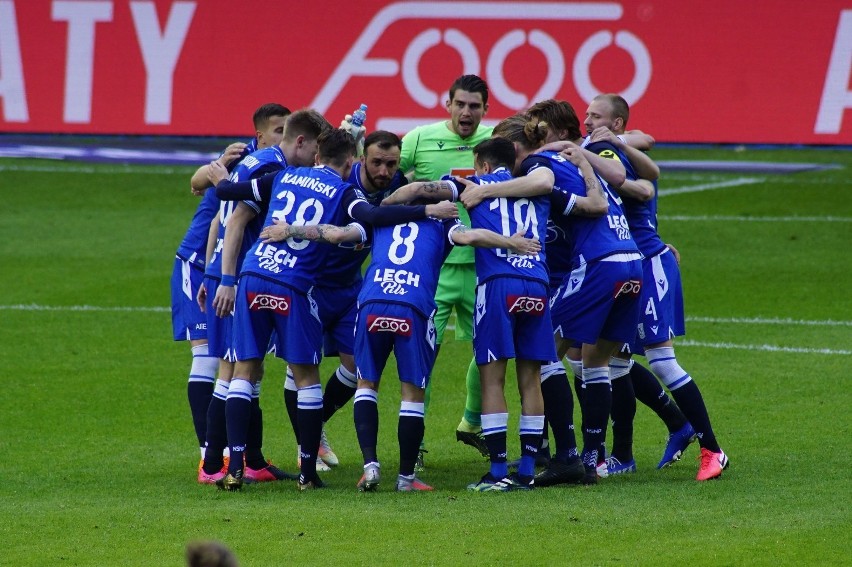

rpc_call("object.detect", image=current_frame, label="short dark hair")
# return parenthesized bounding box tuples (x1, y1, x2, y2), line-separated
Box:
(595, 93, 630, 126)
(252, 103, 290, 130)
(527, 99, 581, 141)
(363, 130, 402, 154)
(473, 137, 516, 171)
(283, 109, 331, 142)
(449, 74, 489, 105)
(317, 128, 357, 167)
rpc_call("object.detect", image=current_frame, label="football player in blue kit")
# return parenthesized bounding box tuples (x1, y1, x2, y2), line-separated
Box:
(384, 130, 611, 489)
(172, 185, 220, 462)
(452, 138, 555, 491)
(526, 98, 692, 481)
(208, 128, 459, 490)
(198, 109, 334, 485)
(456, 112, 643, 484)
(189, 103, 290, 195)
(281, 130, 412, 473)
(262, 195, 541, 493)
(174, 103, 289, 472)
(584, 94, 728, 481)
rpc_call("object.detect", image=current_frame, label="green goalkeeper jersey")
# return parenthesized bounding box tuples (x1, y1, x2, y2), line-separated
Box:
(400, 120, 494, 264)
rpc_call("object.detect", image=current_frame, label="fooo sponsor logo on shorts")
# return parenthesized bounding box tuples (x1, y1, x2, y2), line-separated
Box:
(507, 295, 545, 314)
(248, 292, 290, 315)
(367, 314, 412, 336)
(614, 280, 642, 299)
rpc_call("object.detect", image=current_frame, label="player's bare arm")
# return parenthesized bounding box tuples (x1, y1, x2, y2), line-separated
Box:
(197, 281, 207, 312)
(666, 242, 681, 264)
(539, 140, 571, 153)
(213, 204, 253, 318)
(458, 167, 554, 209)
(380, 180, 454, 205)
(261, 219, 364, 245)
(622, 130, 655, 150)
(206, 160, 229, 187)
(452, 226, 541, 256)
(580, 146, 626, 189)
(563, 157, 608, 217)
(616, 178, 655, 202)
(424, 200, 460, 219)
(190, 142, 246, 195)
(590, 127, 659, 181)
(592, 127, 660, 181)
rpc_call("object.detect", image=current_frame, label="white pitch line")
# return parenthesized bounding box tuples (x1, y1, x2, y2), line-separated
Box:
(661, 215, 852, 223)
(0, 304, 168, 312)
(0, 164, 194, 175)
(677, 340, 851, 356)
(686, 316, 852, 326)
(658, 177, 764, 196)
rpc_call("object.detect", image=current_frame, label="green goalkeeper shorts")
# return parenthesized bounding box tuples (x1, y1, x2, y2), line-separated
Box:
(433, 262, 476, 344)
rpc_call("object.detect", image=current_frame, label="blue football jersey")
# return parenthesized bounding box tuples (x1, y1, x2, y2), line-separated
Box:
(523, 150, 639, 266)
(240, 165, 369, 292)
(619, 183, 665, 258)
(176, 188, 219, 269)
(358, 218, 458, 319)
(313, 163, 409, 288)
(583, 139, 666, 258)
(452, 167, 549, 286)
(543, 215, 574, 290)
(207, 145, 288, 279)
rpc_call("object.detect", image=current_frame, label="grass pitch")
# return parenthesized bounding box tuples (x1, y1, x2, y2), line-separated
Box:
(0, 146, 850, 566)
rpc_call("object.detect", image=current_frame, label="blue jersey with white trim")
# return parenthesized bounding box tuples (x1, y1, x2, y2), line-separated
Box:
(611, 153, 665, 258)
(176, 188, 219, 268)
(240, 165, 369, 292)
(314, 163, 408, 288)
(207, 145, 288, 279)
(174, 137, 259, 268)
(583, 138, 666, 258)
(620, 182, 665, 258)
(523, 149, 638, 266)
(451, 168, 549, 286)
(358, 218, 458, 319)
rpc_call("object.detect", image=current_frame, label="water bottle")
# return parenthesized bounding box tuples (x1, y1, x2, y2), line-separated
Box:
(350, 103, 367, 136)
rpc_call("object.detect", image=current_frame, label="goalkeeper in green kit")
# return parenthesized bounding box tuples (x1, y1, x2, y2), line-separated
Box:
(398, 75, 494, 465)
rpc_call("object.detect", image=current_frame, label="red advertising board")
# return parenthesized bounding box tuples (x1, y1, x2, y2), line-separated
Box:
(1, 0, 850, 144)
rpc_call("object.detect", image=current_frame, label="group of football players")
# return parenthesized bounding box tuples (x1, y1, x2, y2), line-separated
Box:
(170, 74, 728, 493)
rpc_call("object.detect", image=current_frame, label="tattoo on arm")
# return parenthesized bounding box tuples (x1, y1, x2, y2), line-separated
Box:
(586, 174, 605, 201)
(420, 181, 444, 195)
(287, 225, 326, 242)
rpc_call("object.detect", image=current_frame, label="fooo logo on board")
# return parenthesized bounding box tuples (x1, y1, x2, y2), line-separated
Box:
(310, 2, 651, 132)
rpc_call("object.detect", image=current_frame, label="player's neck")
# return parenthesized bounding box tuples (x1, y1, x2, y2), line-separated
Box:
(318, 162, 346, 178)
